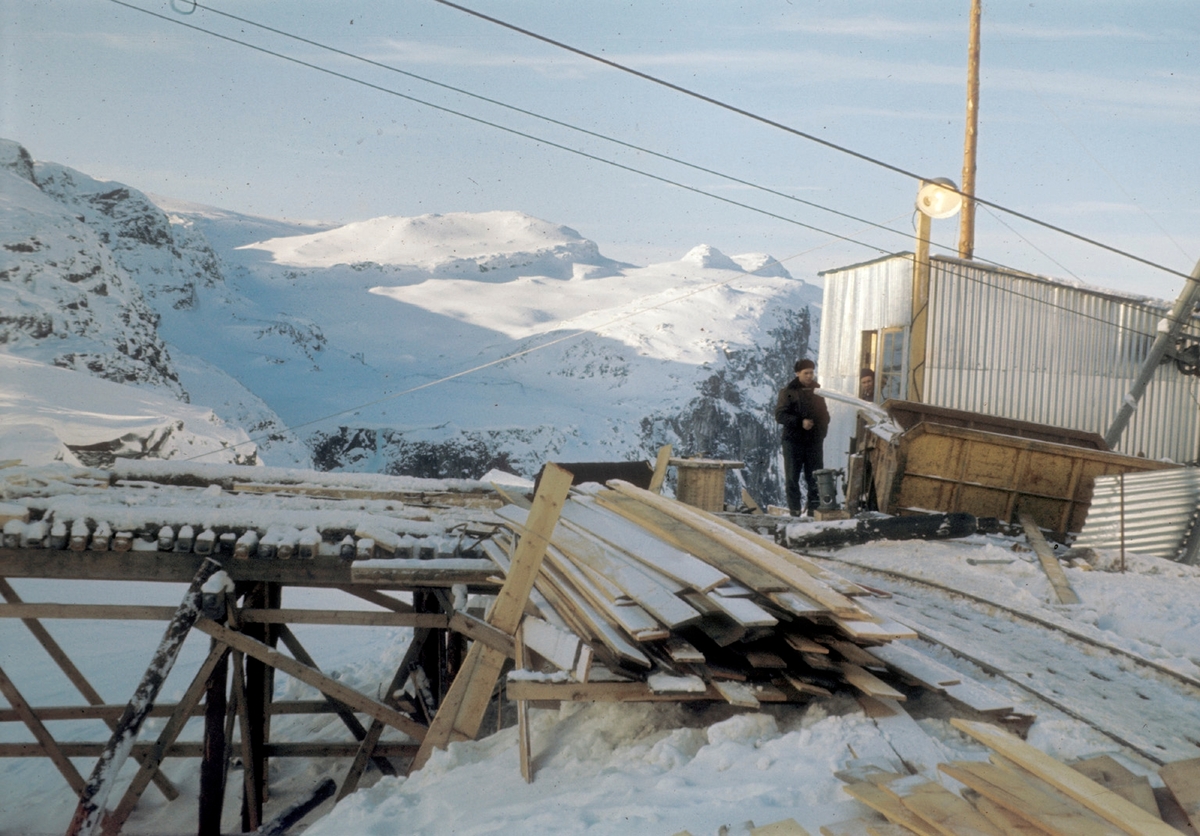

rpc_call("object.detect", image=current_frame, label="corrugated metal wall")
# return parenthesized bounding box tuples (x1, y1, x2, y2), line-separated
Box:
(818, 254, 1200, 463)
(923, 258, 1200, 462)
(818, 255, 914, 459)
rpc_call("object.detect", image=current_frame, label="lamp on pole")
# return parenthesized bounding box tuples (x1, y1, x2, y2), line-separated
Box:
(908, 179, 963, 403)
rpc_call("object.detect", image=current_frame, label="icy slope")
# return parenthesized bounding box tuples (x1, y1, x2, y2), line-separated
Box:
(0, 354, 255, 466)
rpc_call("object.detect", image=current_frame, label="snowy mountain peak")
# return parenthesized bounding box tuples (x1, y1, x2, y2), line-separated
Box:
(238, 210, 610, 275)
(731, 252, 795, 280)
(680, 244, 744, 271)
(0, 138, 35, 184)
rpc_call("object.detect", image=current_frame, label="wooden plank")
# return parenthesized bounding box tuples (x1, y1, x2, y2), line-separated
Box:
(539, 557, 660, 659)
(868, 642, 1014, 715)
(896, 780, 1006, 836)
(561, 498, 729, 592)
(963, 790, 1050, 836)
(867, 697, 954, 787)
(194, 619, 426, 742)
(1071, 755, 1159, 818)
(786, 634, 830, 655)
(827, 639, 887, 669)
(648, 444, 671, 493)
(240, 608, 448, 627)
(540, 540, 680, 637)
(949, 719, 1179, 836)
(703, 591, 778, 627)
(521, 616, 580, 672)
(664, 637, 706, 664)
(0, 741, 418, 758)
(410, 463, 573, 772)
(832, 616, 918, 644)
(505, 678, 721, 702)
(820, 820, 911, 836)
(446, 609, 516, 658)
(750, 819, 812, 835)
(605, 481, 869, 617)
(711, 680, 760, 708)
(746, 651, 788, 669)
(597, 491, 794, 593)
(842, 781, 941, 836)
(1018, 511, 1080, 605)
(1161, 757, 1200, 830)
(515, 624, 533, 784)
(0, 548, 498, 586)
(940, 760, 1124, 836)
(841, 664, 906, 701)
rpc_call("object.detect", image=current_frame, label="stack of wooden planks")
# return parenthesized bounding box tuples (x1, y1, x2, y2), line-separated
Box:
(833, 719, 1200, 835)
(492, 479, 920, 710)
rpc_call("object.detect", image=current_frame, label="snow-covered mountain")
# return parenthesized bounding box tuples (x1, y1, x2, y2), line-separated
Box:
(0, 139, 822, 505)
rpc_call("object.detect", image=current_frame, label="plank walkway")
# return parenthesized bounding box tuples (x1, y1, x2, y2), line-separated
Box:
(832, 566, 1200, 763)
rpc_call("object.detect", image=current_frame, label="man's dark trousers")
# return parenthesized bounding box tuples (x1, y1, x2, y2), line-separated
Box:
(782, 436, 823, 515)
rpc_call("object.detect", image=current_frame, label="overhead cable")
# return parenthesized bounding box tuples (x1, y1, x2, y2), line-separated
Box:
(434, 0, 1194, 283)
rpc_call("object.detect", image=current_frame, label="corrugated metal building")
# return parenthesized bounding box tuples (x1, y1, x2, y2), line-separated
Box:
(817, 253, 1200, 464)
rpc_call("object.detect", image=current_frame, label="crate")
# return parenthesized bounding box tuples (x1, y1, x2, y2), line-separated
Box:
(670, 458, 744, 513)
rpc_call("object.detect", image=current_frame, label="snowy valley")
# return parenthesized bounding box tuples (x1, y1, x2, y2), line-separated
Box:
(1, 139, 821, 508)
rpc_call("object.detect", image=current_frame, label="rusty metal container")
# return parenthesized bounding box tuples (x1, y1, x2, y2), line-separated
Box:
(865, 402, 1175, 534)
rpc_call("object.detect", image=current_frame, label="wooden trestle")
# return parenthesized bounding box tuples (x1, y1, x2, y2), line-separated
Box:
(0, 532, 509, 834)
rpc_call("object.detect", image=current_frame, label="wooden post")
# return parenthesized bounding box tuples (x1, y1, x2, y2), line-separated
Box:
(908, 209, 932, 403)
(648, 444, 672, 494)
(0, 578, 179, 800)
(103, 642, 232, 835)
(198, 639, 229, 836)
(515, 622, 533, 783)
(257, 777, 336, 836)
(409, 462, 573, 772)
(230, 650, 261, 832)
(66, 557, 223, 836)
(958, 0, 981, 260)
(240, 583, 269, 833)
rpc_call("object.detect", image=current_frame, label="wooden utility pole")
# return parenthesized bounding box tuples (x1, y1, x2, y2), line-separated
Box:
(958, 0, 982, 259)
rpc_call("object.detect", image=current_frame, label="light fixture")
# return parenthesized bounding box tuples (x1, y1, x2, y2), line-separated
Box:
(916, 178, 964, 219)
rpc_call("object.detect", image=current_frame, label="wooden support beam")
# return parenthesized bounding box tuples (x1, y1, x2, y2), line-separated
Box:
(648, 444, 672, 493)
(230, 650, 261, 832)
(410, 463, 573, 773)
(66, 557, 223, 836)
(194, 618, 427, 741)
(276, 625, 396, 778)
(241, 609, 448, 627)
(0, 741, 419, 758)
(515, 623, 533, 783)
(104, 642, 231, 835)
(0, 662, 86, 794)
(198, 641, 229, 836)
(0, 577, 180, 801)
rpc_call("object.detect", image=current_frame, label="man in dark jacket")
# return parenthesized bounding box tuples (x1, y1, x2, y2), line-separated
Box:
(775, 358, 830, 516)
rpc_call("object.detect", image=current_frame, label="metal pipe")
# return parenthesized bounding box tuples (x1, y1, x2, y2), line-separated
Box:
(1105, 257, 1200, 450)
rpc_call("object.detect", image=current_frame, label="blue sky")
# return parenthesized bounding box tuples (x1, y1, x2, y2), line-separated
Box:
(3, 1, 1197, 300)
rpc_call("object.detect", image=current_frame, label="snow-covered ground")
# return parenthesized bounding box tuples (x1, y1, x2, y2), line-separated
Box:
(3, 532, 1197, 835)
